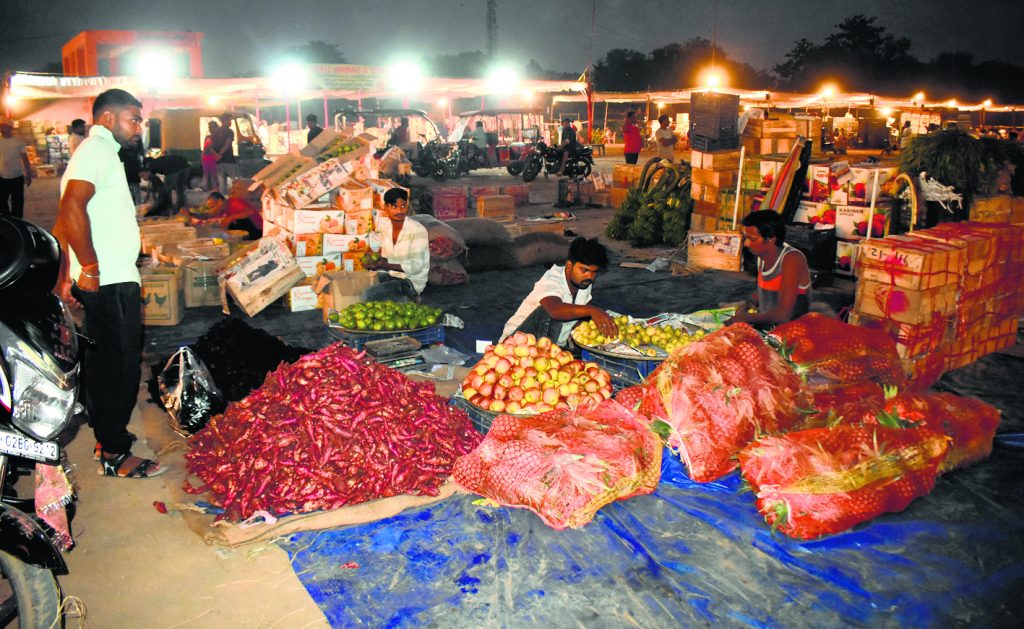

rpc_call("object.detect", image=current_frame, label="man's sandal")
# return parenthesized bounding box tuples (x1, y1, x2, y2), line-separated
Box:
(93, 432, 138, 460)
(98, 452, 166, 478)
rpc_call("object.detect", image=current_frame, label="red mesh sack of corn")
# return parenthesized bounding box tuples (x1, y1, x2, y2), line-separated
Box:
(739, 425, 950, 539)
(648, 323, 807, 482)
(862, 392, 1000, 472)
(452, 400, 662, 530)
(772, 313, 907, 392)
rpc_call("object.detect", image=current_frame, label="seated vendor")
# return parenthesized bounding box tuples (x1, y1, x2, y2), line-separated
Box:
(726, 210, 812, 328)
(362, 188, 429, 303)
(468, 120, 489, 165)
(204, 191, 263, 240)
(501, 237, 618, 347)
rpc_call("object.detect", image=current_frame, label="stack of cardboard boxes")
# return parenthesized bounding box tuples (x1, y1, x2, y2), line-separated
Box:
(689, 148, 742, 233)
(850, 222, 1024, 389)
(610, 164, 643, 210)
(741, 113, 818, 158)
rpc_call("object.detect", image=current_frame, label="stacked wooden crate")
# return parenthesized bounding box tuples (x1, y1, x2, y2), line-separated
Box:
(741, 114, 818, 156)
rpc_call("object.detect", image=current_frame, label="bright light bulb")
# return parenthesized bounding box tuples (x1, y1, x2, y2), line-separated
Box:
(982, 99, 992, 108)
(437, 97, 447, 107)
(820, 84, 836, 99)
(913, 91, 925, 102)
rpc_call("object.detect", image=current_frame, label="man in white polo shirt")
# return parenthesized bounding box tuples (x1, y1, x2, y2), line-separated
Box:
(54, 88, 164, 479)
(501, 237, 618, 347)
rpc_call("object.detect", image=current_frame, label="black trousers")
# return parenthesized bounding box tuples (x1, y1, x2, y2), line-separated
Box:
(72, 282, 143, 454)
(0, 176, 25, 218)
(624, 153, 640, 164)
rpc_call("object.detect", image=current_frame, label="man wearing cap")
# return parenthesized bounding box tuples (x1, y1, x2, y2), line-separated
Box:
(0, 118, 33, 218)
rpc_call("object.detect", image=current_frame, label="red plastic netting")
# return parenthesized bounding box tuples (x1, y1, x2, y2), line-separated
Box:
(808, 381, 886, 427)
(739, 425, 950, 539)
(644, 323, 807, 482)
(452, 400, 662, 529)
(862, 392, 1001, 472)
(772, 313, 907, 392)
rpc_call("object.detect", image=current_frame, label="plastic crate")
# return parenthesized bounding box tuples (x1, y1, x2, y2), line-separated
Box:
(449, 394, 498, 435)
(328, 323, 444, 351)
(581, 349, 661, 391)
(689, 134, 740, 152)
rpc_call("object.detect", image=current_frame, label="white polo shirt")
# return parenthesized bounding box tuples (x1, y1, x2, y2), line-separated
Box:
(501, 264, 592, 346)
(60, 125, 141, 286)
(0, 136, 27, 179)
(379, 217, 430, 294)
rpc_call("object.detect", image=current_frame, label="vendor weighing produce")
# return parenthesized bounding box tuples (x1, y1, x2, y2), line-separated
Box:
(726, 210, 812, 328)
(362, 187, 429, 303)
(502, 237, 618, 347)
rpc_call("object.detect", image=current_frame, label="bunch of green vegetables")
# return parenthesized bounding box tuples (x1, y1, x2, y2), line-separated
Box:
(606, 157, 693, 247)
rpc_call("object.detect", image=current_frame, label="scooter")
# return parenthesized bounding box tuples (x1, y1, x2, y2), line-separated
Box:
(0, 215, 80, 628)
(521, 142, 594, 182)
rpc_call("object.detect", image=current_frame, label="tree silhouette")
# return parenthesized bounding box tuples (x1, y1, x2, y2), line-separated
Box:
(284, 40, 347, 65)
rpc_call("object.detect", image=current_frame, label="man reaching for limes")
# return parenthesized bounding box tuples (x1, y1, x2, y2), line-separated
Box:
(362, 187, 429, 303)
(501, 237, 618, 347)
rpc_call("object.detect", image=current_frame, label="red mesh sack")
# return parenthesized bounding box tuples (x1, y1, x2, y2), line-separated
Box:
(452, 400, 662, 529)
(807, 381, 886, 427)
(739, 425, 950, 539)
(650, 323, 807, 482)
(773, 313, 907, 391)
(864, 392, 1000, 472)
(615, 384, 667, 420)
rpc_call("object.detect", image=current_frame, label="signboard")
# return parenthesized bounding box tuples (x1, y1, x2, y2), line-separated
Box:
(304, 64, 383, 91)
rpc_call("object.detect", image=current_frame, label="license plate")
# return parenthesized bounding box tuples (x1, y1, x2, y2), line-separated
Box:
(0, 427, 59, 462)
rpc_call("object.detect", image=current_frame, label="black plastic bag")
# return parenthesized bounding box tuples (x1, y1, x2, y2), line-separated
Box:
(158, 347, 225, 435)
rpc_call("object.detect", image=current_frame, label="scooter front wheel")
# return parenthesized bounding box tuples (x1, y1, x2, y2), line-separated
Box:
(522, 159, 542, 182)
(0, 549, 62, 629)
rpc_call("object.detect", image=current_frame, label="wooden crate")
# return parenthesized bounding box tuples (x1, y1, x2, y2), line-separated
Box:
(690, 149, 741, 171)
(432, 194, 468, 221)
(476, 195, 516, 221)
(612, 164, 644, 188)
(970, 195, 1013, 223)
(610, 187, 629, 209)
(692, 168, 738, 188)
(693, 200, 721, 218)
(854, 280, 958, 325)
(687, 230, 743, 271)
(690, 213, 719, 233)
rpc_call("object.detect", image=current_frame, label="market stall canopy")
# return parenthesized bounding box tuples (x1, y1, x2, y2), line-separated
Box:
(551, 88, 1023, 112)
(7, 68, 585, 104)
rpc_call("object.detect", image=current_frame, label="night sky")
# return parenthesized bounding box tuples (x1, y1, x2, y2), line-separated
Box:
(3, 0, 1022, 80)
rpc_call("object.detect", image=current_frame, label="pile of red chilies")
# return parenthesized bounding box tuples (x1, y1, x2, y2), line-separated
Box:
(184, 342, 481, 521)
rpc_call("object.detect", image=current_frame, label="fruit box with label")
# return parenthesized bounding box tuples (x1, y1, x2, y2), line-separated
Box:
(323, 233, 371, 255)
(140, 266, 184, 326)
(854, 280, 958, 325)
(286, 279, 323, 312)
(848, 164, 899, 205)
(834, 204, 890, 239)
(333, 181, 373, 212)
(217, 238, 305, 317)
(857, 234, 965, 291)
(279, 205, 346, 236)
(835, 240, 859, 276)
(279, 153, 363, 210)
(296, 253, 342, 278)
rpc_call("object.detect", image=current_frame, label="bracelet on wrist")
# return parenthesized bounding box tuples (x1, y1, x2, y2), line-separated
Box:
(80, 270, 100, 279)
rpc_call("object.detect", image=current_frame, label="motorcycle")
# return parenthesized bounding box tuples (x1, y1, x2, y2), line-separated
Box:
(411, 139, 461, 181)
(0, 215, 80, 628)
(521, 141, 594, 182)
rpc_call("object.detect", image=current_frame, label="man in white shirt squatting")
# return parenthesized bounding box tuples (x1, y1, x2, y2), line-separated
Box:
(363, 187, 429, 303)
(502, 237, 618, 347)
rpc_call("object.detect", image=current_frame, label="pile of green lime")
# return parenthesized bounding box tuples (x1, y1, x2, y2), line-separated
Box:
(331, 301, 443, 331)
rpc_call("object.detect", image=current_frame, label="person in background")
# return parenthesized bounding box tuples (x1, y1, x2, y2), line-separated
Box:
(202, 120, 219, 191)
(141, 153, 190, 215)
(899, 120, 914, 150)
(53, 88, 165, 478)
(306, 114, 323, 144)
(501, 237, 617, 347)
(726, 210, 812, 329)
(655, 114, 677, 162)
(68, 118, 87, 156)
(556, 117, 578, 175)
(203, 190, 263, 240)
(0, 118, 33, 218)
(214, 112, 237, 192)
(118, 136, 143, 204)
(390, 116, 410, 147)
(622, 110, 642, 164)
(466, 120, 489, 166)
(362, 187, 428, 303)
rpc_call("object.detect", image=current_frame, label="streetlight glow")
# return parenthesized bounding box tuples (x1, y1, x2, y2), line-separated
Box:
(879, 107, 893, 117)
(820, 83, 837, 99)
(913, 91, 925, 103)
(437, 97, 447, 107)
(133, 48, 180, 89)
(387, 60, 424, 93)
(271, 62, 308, 95)
(946, 98, 958, 108)
(982, 99, 992, 108)
(487, 65, 519, 94)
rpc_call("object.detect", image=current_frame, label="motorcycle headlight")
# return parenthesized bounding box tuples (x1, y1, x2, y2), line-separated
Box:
(10, 350, 77, 442)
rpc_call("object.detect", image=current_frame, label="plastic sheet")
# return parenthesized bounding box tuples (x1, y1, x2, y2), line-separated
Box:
(281, 441, 1024, 627)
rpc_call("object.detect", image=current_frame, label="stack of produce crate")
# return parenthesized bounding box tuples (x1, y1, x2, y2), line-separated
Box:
(741, 113, 818, 157)
(689, 148, 743, 233)
(688, 92, 739, 152)
(610, 164, 643, 209)
(850, 222, 1024, 389)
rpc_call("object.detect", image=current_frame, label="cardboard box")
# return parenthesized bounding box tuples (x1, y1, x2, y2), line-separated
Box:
(278, 204, 346, 235)
(362, 178, 410, 209)
(324, 270, 379, 314)
(476, 195, 515, 220)
(251, 154, 318, 190)
(834, 203, 890, 239)
(278, 151, 365, 210)
(432, 194, 468, 221)
(687, 231, 743, 271)
(690, 213, 719, 234)
(610, 187, 629, 209)
(835, 240, 859, 276)
(334, 181, 373, 212)
(501, 183, 531, 206)
(693, 200, 721, 218)
(294, 232, 324, 256)
(913, 223, 999, 275)
(468, 186, 501, 207)
(612, 164, 644, 188)
(1011, 196, 1024, 224)
(690, 149, 741, 171)
(140, 266, 184, 326)
(857, 234, 965, 290)
(285, 279, 322, 312)
(182, 259, 224, 308)
(296, 253, 342, 278)
(849, 310, 952, 360)
(217, 238, 305, 317)
(854, 280, 958, 325)
(692, 168, 738, 188)
(848, 165, 899, 205)
(323, 233, 371, 255)
(141, 226, 197, 254)
(345, 206, 374, 235)
(970, 195, 1013, 223)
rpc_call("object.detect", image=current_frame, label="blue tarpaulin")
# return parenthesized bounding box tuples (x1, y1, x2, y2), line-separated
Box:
(281, 438, 1024, 627)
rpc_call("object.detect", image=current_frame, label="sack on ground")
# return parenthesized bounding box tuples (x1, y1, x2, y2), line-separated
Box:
(158, 347, 225, 436)
(411, 214, 467, 261)
(428, 259, 469, 286)
(460, 244, 518, 271)
(447, 218, 513, 248)
(512, 232, 568, 268)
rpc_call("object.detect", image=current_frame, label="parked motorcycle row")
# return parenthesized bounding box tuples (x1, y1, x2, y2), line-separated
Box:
(409, 138, 595, 183)
(1, 216, 80, 628)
